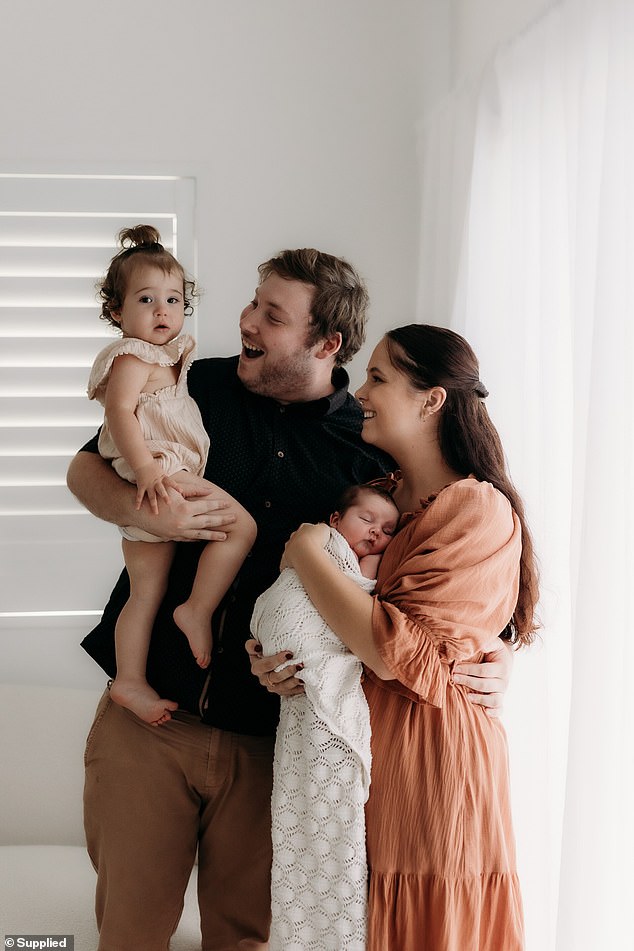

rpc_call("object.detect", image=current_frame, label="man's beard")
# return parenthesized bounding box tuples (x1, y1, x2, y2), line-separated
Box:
(238, 350, 316, 401)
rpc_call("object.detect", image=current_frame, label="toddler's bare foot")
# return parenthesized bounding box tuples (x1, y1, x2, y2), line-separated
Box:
(110, 678, 178, 726)
(173, 601, 212, 668)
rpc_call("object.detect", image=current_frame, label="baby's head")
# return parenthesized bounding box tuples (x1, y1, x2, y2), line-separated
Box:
(329, 484, 399, 560)
(97, 225, 199, 333)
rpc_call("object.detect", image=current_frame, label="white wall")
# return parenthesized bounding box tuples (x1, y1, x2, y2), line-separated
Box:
(0, 0, 435, 388)
(453, 0, 557, 81)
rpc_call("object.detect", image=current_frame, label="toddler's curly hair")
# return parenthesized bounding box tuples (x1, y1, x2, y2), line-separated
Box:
(97, 224, 199, 329)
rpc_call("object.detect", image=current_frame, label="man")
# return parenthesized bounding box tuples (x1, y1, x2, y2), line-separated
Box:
(68, 248, 511, 951)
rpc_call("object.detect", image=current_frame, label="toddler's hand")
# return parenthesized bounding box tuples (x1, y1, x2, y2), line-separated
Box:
(134, 461, 171, 514)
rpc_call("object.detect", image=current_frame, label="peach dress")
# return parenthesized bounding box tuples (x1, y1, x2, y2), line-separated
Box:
(363, 477, 525, 951)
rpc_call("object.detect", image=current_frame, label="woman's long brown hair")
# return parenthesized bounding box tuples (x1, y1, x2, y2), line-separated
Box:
(386, 324, 540, 645)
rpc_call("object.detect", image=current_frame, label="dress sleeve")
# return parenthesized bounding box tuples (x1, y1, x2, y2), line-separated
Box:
(371, 480, 522, 705)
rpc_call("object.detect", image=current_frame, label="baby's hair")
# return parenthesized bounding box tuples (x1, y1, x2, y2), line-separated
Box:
(97, 224, 199, 330)
(333, 482, 398, 517)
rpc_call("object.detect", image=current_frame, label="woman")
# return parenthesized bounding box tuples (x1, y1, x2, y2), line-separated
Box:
(252, 324, 539, 951)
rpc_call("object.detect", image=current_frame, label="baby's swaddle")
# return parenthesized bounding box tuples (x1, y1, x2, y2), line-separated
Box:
(251, 528, 374, 951)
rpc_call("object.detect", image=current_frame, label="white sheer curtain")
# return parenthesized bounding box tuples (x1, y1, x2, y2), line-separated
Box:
(417, 2, 633, 949)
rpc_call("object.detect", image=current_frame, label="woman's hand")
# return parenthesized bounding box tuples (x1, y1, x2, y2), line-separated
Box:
(282, 522, 330, 570)
(453, 639, 514, 717)
(245, 640, 305, 697)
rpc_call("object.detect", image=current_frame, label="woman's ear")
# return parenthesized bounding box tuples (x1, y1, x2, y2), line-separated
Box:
(424, 386, 447, 417)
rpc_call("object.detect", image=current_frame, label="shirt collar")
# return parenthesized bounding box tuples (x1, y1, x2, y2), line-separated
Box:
(281, 366, 351, 418)
(234, 364, 353, 418)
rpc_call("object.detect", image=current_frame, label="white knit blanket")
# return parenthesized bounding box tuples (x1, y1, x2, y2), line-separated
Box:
(251, 528, 374, 951)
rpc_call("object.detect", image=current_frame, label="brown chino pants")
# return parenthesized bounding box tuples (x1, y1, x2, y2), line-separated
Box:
(84, 690, 275, 951)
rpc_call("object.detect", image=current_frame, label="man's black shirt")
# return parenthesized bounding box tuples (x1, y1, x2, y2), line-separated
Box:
(80, 355, 392, 735)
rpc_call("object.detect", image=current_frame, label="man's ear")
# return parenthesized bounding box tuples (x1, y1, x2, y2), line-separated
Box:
(315, 332, 342, 361)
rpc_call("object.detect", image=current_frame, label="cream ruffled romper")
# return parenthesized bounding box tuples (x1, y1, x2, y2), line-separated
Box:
(87, 334, 210, 542)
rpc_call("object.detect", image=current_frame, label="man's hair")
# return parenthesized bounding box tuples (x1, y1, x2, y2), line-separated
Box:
(258, 248, 369, 366)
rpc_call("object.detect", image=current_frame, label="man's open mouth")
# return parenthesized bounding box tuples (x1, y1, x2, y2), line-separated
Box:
(242, 340, 264, 359)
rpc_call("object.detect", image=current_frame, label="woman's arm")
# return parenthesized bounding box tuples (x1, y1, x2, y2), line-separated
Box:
(283, 523, 394, 679)
(284, 516, 515, 711)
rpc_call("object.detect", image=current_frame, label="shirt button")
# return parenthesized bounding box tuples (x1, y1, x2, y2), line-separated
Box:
(277, 450, 285, 458)
(264, 500, 272, 508)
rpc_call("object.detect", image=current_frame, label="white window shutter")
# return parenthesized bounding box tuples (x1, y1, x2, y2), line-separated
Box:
(0, 174, 196, 624)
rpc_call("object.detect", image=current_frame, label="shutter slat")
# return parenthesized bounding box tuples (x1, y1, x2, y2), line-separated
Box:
(0, 397, 102, 425)
(0, 484, 83, 513)
(0, 338, 113, 367)
(0, 246, 108, 275)
(0, 455, 80, 485)
(0, 218, 175, 248)
(0, 426, 98, 454)
(0, 368, 92, 396)
(0, 275, 101, 305)
(0, 308, 112, 337)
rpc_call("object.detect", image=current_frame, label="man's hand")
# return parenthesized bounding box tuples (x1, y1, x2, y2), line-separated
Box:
(66, 451, 237, 542)
(452, 639, 514, 718)
(134, 484, 237, 542)
(168, 471, 225, 499)
(245, 639, 305, 697)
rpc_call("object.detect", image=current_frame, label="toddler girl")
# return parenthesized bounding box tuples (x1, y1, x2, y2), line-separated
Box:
(88, 225, 256, 725)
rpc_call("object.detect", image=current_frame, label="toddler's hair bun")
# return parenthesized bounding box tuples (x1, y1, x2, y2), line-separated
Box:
(118, 224, 163, 249)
